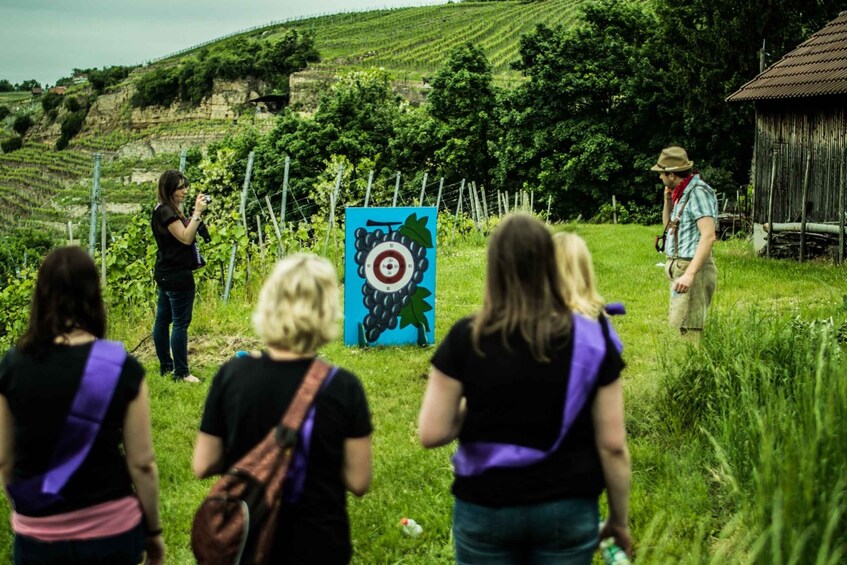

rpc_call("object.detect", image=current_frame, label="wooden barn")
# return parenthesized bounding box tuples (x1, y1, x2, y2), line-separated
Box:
(727, 10, 847, 260)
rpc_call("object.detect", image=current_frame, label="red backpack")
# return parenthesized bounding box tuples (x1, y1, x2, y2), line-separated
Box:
(191, 359, 336, 565)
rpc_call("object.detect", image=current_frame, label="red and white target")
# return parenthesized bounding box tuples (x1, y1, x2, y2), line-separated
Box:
(364, 241, 415, 292)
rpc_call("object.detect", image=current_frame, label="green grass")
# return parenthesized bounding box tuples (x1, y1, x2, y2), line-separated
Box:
(0, 92, 32, 104)
(1, 225, 846, 563)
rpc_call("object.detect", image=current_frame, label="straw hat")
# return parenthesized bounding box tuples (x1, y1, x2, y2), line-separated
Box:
(650, 146, 694, 172)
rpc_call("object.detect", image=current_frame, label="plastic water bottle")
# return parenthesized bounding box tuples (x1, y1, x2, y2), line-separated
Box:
(599, 536, 630, 565)
(235, 350, 249, 358)
(400, 517, 423, 536)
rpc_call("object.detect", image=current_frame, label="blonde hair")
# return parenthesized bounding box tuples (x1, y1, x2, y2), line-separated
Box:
(553, 232, 605, 319)
(252, 253, 339, 353)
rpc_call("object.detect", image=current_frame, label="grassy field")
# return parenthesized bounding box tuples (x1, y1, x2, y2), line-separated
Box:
(0, 92, 32, 105)
(1, 223, 845, 563)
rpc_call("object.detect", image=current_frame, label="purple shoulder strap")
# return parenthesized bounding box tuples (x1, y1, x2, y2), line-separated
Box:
(8, 340, 126, 514)
(452, 314, 622, 477)
(283, 366, 338, 503)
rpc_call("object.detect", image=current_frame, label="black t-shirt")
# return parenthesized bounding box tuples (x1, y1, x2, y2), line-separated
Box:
(431, 316, 624, 507)
(0, 344, 144, 516)
(199, 355, 372, 565)
(151, 204, 200, 287)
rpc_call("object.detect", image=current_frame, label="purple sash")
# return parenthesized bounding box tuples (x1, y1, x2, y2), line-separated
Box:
(452, 314, 622, 477)
(7, 340, 126, 514)
(282, 366, 338, 503)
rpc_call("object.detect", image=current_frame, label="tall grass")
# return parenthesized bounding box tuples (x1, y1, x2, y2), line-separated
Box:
(651, 313, 847, 563)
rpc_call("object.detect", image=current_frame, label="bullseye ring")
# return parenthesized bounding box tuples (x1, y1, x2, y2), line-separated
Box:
(365, 241, 414, 292)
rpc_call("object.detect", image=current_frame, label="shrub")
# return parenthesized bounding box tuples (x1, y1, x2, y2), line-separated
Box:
(64, 96, 82, 112)
(0, 106, 9, 120)
(56, 110, 86, 149)
(40, 91, 63, 113)
(1, 136, 23, 152)
(12, 114, 33, 136)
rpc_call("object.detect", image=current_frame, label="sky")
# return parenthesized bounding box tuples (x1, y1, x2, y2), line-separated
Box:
(0, 0, 448, 87)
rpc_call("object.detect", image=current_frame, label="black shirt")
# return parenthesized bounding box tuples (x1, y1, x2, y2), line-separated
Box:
(151, 204, 204, 287)
(0, 344, 144, 516)
(431, 316, 624, 507)
(199, 355, 372, 564)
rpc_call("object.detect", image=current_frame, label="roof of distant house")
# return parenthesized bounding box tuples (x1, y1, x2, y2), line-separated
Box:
(727, 10, 847, 102)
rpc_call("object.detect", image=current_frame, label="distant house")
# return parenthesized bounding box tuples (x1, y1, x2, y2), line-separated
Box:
(48, 86, 67, 95)
(727, 10, 847, 252)
(31, 87, 43, 96)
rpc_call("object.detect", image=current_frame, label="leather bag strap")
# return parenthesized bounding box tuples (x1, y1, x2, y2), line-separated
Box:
(280, 359, 333, 434)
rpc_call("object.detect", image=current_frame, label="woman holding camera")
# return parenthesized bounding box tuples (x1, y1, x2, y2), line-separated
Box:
(151, 170, 209, 383)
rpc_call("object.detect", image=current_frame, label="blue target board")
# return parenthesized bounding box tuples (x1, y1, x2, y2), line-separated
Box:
(344, 207, 436, 347)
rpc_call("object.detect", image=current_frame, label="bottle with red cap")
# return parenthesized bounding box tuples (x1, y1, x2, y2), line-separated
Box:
(400, 517, 423, 537)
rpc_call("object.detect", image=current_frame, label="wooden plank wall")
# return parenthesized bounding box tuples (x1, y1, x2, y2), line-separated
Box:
(753, 99, 847, 224)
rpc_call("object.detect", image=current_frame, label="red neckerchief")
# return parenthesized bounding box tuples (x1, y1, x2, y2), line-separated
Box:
(671, 173, 695, 205)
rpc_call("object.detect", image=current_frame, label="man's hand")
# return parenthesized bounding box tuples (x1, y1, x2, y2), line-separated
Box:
(673, 271, 695, 293)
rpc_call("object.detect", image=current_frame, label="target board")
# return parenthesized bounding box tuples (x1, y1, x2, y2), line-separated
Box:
(344, 207, 436, 347)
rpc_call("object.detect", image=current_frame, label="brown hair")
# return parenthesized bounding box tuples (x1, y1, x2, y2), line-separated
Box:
(471, 213, 571, 362)
(17, 246, 106, 357)
(157, 169, 188, 219)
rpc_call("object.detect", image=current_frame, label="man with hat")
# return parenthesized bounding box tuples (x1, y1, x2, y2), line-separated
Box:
(652, 146, 718, 336)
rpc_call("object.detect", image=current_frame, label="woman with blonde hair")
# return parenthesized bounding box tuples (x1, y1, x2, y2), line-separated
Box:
(193, 253, 372, 564)
(419, 214, 631, 564)
(553, 232, 606, 318)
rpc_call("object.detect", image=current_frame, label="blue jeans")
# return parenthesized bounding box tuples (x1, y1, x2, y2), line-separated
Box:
(153, 285, 195, 378)
(14, 521, 144, 564)
(453, 497, 599, 565)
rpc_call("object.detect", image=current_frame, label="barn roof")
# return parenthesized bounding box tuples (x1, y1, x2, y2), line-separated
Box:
(727, 10, 847, 102)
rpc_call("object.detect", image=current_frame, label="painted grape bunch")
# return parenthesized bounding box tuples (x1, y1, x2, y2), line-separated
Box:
(354, 227, 429, 342)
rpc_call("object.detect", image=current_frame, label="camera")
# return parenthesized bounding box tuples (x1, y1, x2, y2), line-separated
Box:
(203, 194, 212, 204)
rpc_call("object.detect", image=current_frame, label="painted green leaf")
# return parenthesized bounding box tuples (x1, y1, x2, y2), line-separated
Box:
(398, 213, 433, 248)
(398, 287, 433, 332)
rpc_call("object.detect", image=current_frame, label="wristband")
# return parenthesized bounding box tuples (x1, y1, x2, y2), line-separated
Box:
(146, 527, 163, 537)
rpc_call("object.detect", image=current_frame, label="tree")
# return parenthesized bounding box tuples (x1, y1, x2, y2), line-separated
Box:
(651, 0, 845, 186)
(12, 114, 33, 136)
(0, 80, 13, 92)
(427, 43, 498, 185)
(495, 1, 662, 218)
(14, 79, 40, 91)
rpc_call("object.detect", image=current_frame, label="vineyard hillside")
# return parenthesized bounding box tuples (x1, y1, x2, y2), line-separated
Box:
(1, 0, 590, 239)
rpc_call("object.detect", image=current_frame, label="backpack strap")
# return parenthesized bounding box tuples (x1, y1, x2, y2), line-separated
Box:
(452, 314, 611, 477)
(8, 340, 127, 514)
(278, 359, 338, 503)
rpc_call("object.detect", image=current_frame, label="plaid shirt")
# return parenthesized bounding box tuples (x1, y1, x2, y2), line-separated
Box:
(667, 175, 717, 259)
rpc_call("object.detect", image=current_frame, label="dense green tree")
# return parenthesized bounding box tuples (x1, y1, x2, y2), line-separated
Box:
(12, 114, 33, 136)
(495, 1, 662, 218)
(427, 43, 498, 185)
(0, 106, 10, 120)
(652, 0, 845, 186)
(0, 80, 13, 92)
(14, 80, 40, 91)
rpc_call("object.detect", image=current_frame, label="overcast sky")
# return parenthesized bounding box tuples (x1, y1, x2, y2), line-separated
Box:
(1, 0, 448, 87)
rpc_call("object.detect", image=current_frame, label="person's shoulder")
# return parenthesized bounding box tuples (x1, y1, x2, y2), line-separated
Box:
(153, 203, 179, 224)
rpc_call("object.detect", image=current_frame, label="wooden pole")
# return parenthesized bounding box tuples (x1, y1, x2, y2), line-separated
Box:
(324, 188, 337, 256)
(100, 205, 106, 287)
(67, 221, 74, 246)
(799, 152, 811, 262)
(239, 151, 255, 232)
(451, 179, 465, 243)
(497, 190, 502, 217)
(480, 186, 489, 218)
(435, 177, 444, 212)
(392, 171, 401, 207)
(88, 153, 101, 256)
(364, 170, 374, 207)
(612, 194, 617, 225)
(279, 155, 289, 224)
(178, 148, 187, 173)
(546, 195, 552, 224)
(223, 244, 237, 302)
(840, 150, 846, 266)
(419, 172, 428, 206)
(265, 195, 284, 255)
(766, 148, 778, 258)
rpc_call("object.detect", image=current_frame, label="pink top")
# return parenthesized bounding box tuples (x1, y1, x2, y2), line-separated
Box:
(12, 495, 143, 541)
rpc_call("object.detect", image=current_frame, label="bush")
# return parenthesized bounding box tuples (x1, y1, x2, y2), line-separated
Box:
(40, 91, 63, 113)
(45, 109, 59, 123)
(12, 114, 33, 136)
(0, 106, 9, 120)
(64, 96, 82, 112)
(56, 110, 86, 149)
(1, 136, 23, 153)
(131, 66, 180, 108)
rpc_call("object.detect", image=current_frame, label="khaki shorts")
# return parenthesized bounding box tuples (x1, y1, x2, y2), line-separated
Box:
(665, 256, 717, 330)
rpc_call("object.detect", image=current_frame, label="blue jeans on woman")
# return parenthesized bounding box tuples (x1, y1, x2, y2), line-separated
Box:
(153, 285, 195, 379)
(453, 497, 599, 565)
(14, 521, 144, 564)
